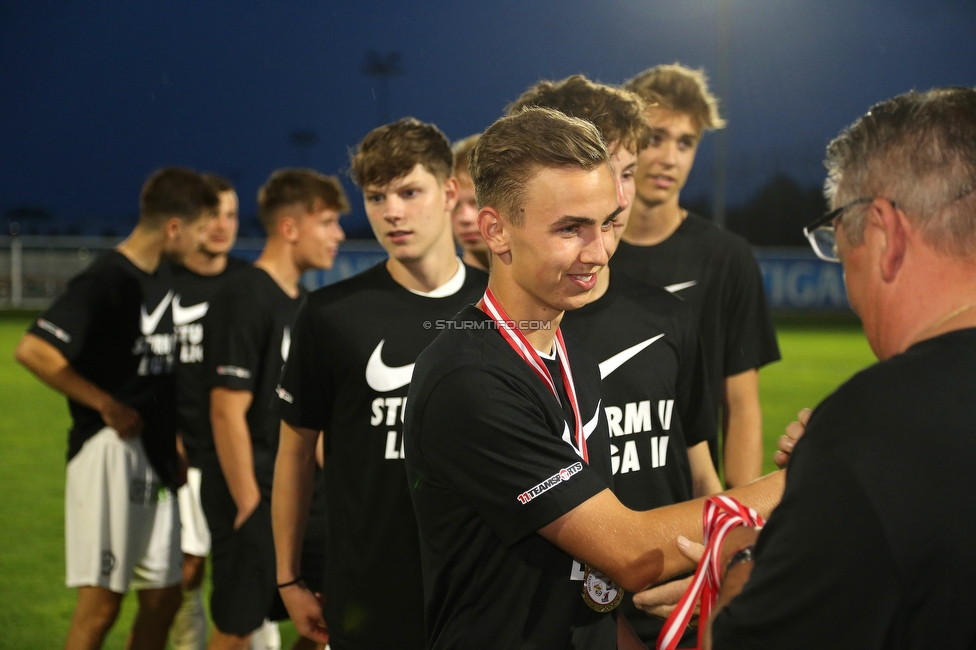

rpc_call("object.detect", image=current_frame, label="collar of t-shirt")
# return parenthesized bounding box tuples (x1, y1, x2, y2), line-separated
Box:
(406, 257, 466, 298)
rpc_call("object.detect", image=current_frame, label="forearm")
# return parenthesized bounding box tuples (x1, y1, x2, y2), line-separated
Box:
(542, 470, 784, 593)
(722, 369, 763, 487)
(210, 388, 260, 510)
(272, 422, 320, 583)
(15, 333, 113, 413)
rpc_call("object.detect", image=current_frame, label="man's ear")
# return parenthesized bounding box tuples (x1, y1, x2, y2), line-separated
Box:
(479, 206, 511, 264)
(278, 213, 300, 244)
(442, 176, 459, 214)
(872, 198, 907, 283)
(164, 216, 183, 242)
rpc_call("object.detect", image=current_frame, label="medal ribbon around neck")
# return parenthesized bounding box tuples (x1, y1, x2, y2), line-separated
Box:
(656, 495, 765, 650)
(480, 287, 588, 464)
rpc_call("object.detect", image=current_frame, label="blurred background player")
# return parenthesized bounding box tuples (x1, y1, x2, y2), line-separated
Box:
(507, 75, 722, 647)
(15, 167, 218, 650)
(450, 134, 489, 270)
(271, 118, 487, 650)
(169, 174, 248, 650)
(199, 169, 348, 650)
(616, 64, 780, 487)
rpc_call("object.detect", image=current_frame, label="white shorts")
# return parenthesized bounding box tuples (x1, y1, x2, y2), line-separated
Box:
(177, 466, 211, 557)
(65, 427, 182, 593)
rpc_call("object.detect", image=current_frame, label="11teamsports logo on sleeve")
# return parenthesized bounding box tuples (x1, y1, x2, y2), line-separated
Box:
(516, 462, 584, 505)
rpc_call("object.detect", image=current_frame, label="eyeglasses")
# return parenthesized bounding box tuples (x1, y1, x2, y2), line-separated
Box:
(803, 197, 879, 263)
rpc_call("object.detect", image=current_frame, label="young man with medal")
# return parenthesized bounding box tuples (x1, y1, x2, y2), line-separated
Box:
(506, 75, 724, 647)
(403, 107, 784, 650)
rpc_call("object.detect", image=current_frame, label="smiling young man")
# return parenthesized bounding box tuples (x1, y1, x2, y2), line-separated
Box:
(616, 64, 780, 488)
(506, 77, 722, 646)
(199, 169, 348, 650)
(450, 134, 490, 270)
(270, 118, 487, 650)
(403, 107, 783, 650)
(15, 167, 218, 650)
(169, 173, 250, 650)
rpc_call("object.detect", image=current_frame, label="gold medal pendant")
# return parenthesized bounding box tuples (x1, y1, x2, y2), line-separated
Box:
(581, 565, 624, 612)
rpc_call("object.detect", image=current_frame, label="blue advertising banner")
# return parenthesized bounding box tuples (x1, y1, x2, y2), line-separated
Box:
(237, 240, 850, 313)
(755, 249, 851, 312)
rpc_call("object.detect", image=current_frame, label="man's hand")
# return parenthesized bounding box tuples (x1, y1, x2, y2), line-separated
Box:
(232, 492, 261, 530)
(100, 397, 143, 439)
(632, 536, 705, 618)
(773, 408, 812, 469)
(280, 583, 329, 644)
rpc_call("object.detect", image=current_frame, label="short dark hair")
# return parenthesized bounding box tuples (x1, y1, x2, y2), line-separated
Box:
(257, 168, 350, 233)
(469, 107, 610, 225)
(202, 173, 235, 194)
(350, 117, 454, 188)
(139, 167, 219, 226)
(825, 87, 976, 257)
(625, 63, 726, 134)
(506, 75, 650, 153)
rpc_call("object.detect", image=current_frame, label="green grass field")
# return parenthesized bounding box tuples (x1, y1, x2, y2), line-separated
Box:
(0, 315, 877, 647)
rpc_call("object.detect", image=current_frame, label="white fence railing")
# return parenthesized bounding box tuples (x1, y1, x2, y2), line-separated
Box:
(0, 236, 387, 310)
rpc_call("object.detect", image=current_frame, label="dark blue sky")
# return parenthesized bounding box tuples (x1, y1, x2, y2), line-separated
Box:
(2, 0, 975, 237)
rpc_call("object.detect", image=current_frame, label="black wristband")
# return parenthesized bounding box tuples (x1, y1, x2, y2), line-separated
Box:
(724, 545, 756, 577)
(277, 577, 302, 589)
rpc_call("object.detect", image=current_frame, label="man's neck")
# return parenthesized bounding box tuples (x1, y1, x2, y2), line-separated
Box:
(183, 250, 229, 277)
(116, 226, 164, 273)
(461, 248, 489, 272)
(387, 237, 460, 293)
(622, 197, 686, 246)
(485, 277, 562, 354)
(254, 241, 302, 299)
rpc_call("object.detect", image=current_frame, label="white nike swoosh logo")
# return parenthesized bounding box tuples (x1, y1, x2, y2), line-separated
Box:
(562, 400, 602, 456)
(663, 280, 697, 293)
(141, 291, 174, 335)
(365, 340, 415, 393)
(599, 334, 665, 379)
(171, 295, 209, 326)
(281, 326, 291, 362)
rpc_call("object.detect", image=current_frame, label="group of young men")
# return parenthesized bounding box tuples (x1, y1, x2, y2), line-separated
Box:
(19, 62, 976, 650)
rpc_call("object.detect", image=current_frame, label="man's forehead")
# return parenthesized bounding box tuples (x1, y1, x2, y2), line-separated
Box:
(363, 163, 440, 193)
(646, 108, 701, 138)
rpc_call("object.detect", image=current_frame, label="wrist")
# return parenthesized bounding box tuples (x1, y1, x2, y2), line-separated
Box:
(277, 576, 303, 589)
(722, 545, 756, 581)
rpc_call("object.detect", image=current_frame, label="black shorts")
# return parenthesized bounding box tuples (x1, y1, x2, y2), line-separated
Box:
(201, 458, 278, 635)
(200, 456, 328, 635)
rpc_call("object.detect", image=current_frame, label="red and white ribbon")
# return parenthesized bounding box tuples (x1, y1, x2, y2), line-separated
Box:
(479, 287, 588, 463)
(656, 495, 765, 650)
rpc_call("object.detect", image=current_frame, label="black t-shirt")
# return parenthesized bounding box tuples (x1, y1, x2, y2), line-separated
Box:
(611, 214, 780, 420)
(274, 261, 487, 650)
(713, 328, 976, 649)
(29, 251, 179, 487)
(404, 305, 617, 650)
(562, 272, 715, 644)
(172, 256, 249, 467)
(200, 265, 304, 495)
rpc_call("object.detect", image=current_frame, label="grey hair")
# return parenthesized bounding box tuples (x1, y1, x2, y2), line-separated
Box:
(824, 87, 976, 256)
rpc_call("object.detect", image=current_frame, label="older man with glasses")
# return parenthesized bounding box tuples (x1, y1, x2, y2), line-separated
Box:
(667, 86, 976, 648)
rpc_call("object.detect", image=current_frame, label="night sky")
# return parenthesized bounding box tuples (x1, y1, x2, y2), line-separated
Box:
(3, 0, 975, 238)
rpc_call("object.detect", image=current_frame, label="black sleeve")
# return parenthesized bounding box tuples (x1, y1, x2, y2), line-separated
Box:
(29, 270, 112, 362)
(274, 301, 332, 432)
(416, 365, 610, 546)
(674, 302, 716, 448)
(712, 443, 899, 649)
(721, 243, 781, 377)
(204, 283, 266, 393)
